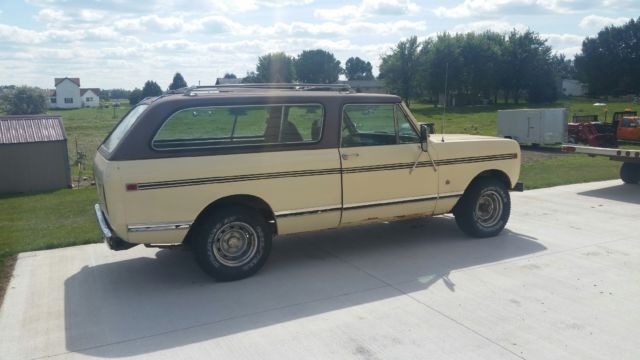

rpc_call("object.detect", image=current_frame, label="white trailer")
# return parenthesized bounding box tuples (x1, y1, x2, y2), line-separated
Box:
(562, 145, 640, 184)
(497, 108, 567, 145)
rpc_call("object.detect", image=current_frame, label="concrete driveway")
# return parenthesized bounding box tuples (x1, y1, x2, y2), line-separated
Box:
(1, 180, 639, 359)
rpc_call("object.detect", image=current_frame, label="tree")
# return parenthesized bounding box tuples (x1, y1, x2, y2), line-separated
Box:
(103, 88, 131, 100)
(128, 88, 143, 105)
(223, 73, 237, 79)
(501, 30, 556, 104)
(575, 17, 640, 96)
(246, 52, 295, 83)
(295, 50, 342, 84)
(379, 36, 421, 106)
(169, 72, 187, 90)
(141, 80, 163, 98)
(345, 57, 374, 80)
(0, 86, 47, 115)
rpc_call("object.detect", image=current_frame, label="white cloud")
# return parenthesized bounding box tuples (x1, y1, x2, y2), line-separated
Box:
(434, 0, 582, 18)
(452, 21, 527, 33)
(35, 8, 69, 23)
(579, 15, 630, 29)
(0, 24, 45, 44)
(315, 0, 419, 20)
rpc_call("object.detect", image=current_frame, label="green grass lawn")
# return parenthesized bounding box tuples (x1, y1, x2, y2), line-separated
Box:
(410, 96, 638, 136)
(521, 154, 621, 189)
(50, 104, 130, 177)
(0, 187, 101, 301)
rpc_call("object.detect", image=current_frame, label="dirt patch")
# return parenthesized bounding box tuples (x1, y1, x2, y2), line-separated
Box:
(522, 148, 563, 163)
(0, 255, 17, 309)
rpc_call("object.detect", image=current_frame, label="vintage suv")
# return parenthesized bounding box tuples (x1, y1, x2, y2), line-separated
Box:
(94, 84, 522, 281)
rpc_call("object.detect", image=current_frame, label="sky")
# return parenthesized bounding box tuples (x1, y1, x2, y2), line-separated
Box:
(0, 0, 637, 90)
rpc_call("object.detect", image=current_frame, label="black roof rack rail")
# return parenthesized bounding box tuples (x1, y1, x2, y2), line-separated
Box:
(177, 83, 355, 96)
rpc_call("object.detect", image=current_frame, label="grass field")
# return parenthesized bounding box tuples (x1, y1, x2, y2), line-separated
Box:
(0, 96, 637, 304)
(50, 104, 131, 177)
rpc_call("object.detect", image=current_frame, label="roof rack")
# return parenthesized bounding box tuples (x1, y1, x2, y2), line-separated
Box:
(174, 83, 355, 96)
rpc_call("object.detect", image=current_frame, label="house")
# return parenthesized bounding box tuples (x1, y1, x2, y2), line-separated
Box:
(562, 79, 588, 97)
(339, 79, 386, 94)
(48, 77, 100, 109)
(215, 77, 243, 85)
(0, 115, 71, 194)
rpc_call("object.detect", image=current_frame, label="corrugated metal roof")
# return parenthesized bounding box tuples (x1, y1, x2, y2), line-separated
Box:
(0, 115, 66, 144)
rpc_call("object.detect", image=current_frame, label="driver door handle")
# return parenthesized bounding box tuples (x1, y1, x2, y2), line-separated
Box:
(341, 152, 359, 160)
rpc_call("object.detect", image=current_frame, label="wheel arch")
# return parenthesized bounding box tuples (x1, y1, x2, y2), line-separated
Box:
(453, 169, 512, 211)
(183, 194, 277, 245)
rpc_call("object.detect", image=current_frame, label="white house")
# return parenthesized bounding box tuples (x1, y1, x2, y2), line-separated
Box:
(48, 77, 100, 109)
(562, 79, 588, 97)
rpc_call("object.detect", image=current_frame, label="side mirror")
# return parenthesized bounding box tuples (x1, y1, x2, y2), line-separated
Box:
(419, 123, 430, 151)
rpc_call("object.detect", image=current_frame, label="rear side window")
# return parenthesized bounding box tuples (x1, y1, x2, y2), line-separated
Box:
(102, 105, 148, 152)
(152, 104, 324, 150)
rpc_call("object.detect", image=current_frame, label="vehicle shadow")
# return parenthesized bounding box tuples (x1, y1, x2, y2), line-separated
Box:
(577, 183, 640, 205)
(64, 216, 545, 357)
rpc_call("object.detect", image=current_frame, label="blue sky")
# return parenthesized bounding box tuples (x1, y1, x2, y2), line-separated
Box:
(0, 0, 636, 90)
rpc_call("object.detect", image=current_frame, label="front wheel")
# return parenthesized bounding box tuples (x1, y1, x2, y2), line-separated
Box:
(620, 162, 640, 184)
(193, 206, 272, 281)
(453, 178, 511, 238)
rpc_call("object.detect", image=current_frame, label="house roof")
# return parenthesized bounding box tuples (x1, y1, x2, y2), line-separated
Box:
(215, 78, 243, 85)
(55, 77, 80, 87)
(339, 79, 383, 87)
(80, 88, 100, 96)
(47, 89, 56, 97)
(0, 115, 66, 144)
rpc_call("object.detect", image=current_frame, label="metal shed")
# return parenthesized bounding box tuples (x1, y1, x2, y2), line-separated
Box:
(0, 115, 71, 194)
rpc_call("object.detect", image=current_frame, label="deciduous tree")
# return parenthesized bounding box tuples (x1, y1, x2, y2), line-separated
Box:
(295, 49, 342, 84)
(0, 86, 47, 115)
(345, 57, 374, 80)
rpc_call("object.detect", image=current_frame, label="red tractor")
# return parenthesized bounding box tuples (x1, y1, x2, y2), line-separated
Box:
(567, 121, 617, 147)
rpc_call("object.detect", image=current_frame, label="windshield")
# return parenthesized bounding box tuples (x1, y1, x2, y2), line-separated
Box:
(102, 105, 149, 152)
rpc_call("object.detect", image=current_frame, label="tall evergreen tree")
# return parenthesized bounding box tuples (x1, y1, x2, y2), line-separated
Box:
(168, 72, 187, 90)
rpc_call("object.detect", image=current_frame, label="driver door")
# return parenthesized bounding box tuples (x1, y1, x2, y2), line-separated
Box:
(339, 103, 438, 225)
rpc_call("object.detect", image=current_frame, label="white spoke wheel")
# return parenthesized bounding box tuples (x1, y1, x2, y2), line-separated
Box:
(454, 178, 511, 238)
(194, 206, 272, 281)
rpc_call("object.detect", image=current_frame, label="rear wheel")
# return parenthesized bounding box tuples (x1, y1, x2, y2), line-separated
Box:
(620, 163, 640, 184)
(454, 178, 511, 237)
(193, 206, 272, 281)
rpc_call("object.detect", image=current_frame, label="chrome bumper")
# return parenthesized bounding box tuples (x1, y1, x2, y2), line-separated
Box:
(94, 204, 136, 251)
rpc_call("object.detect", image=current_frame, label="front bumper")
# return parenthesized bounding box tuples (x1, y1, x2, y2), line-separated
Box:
(94, 204, 137, 251)
(511, 182, 525, 192)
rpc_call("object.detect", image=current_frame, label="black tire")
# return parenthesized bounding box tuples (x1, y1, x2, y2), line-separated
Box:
(453, 178, 511, 238)
(193, 206, 272, 281)
(620, 163, 640, 184)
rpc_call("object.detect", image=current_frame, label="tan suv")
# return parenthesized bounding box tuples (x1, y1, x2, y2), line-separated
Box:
(94, 84, 522, 280)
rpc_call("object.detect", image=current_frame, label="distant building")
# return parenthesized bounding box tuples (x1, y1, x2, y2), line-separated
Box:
(562, 79, 588, 97)
(215, 78, 243, 85)
(0, 115, 71, 194)
(339, 79, 386, 94)
(48, 77, 100, 109)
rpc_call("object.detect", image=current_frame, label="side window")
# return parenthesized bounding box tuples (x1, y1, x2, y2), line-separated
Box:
(152, 104, 323, 150)
(285, 105, 324, 142)
(396, 105, 420, 143)
(341, 104, 396, 147)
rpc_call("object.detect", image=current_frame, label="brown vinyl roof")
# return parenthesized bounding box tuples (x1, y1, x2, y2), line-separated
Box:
(80, 88, 100, 96)
(0, 115, 66, 144)
(55, 77, 80, 87)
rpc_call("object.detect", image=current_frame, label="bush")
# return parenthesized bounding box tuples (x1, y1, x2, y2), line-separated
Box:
(1, 86, 47, 115)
